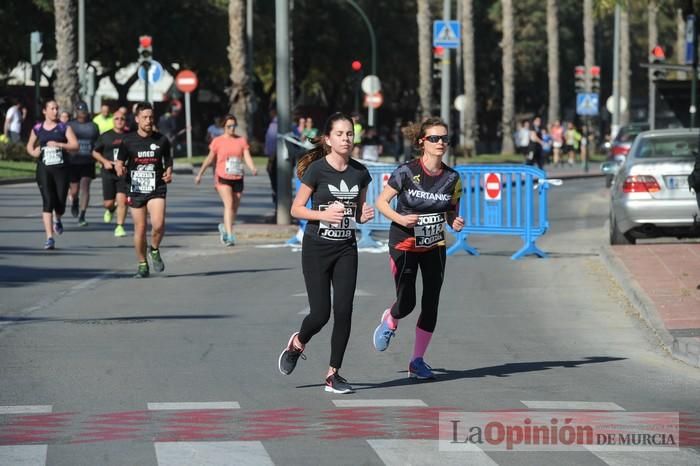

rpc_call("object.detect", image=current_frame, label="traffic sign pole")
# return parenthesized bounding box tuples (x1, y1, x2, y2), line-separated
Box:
(143, 61, 150, 103)
(185, 91, 192, 161)
(440, 0, 451, 165)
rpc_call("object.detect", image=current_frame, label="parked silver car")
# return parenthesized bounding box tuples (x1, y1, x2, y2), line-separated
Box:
(603, 128, 700, 245)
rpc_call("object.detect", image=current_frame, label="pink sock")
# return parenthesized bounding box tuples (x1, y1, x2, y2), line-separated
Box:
(412, 327, 433, 360)
(383, 308, 398, 330)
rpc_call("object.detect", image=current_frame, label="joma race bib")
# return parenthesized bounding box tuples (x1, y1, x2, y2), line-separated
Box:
(225, 156, 243, 176)
(131, 169, 156, 194)
(42, 146, 64, 166)
(414, 212, 445, 247)
(318, 202, 357, 240)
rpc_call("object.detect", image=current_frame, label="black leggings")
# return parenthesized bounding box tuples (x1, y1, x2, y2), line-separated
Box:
(36, 164, 69, 215)
(298, 235, 358, 369)
(389, 245, 446, 333)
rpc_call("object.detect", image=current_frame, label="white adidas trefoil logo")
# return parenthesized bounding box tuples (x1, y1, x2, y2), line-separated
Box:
(328, 180, 359, 200)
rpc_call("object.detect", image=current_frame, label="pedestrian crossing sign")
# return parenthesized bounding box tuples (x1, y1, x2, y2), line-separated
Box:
(433, 20, 461, 48)
(576, 92, 599, 116)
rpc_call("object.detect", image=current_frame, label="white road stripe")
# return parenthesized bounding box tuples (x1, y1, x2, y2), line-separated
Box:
(147, 402, 240, 410)
(521, 401, 625, 411)
(0, 445, 48, 466)
(367, 439, 498, 466)
(0, 405, 53, 414)
(155, 441, 274, 466)
(587, 449, 700, 465)
(332, 399, 427, 408)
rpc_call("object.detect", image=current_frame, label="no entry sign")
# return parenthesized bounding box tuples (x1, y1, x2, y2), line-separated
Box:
(175, 70, 198, 93)
(484, 173, 502, 201)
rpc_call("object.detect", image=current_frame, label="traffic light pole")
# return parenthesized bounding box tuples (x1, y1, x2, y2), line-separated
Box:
(440, 0, 451, 164)
(692, 10, 698, 128)
(143, 61, 150, 103)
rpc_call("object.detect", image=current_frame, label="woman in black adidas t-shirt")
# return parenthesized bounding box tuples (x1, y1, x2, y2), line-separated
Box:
(372, 117, 464, 380)
(278, 113, 374, 394)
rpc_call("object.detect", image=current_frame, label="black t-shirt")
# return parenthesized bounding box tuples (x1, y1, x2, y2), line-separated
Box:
(387, 158, 461, 251)
(117, 131, 172, 196)
(68, 120, 100, 164)
(94, 129, 126, 166)
(301, 157, 372, 242)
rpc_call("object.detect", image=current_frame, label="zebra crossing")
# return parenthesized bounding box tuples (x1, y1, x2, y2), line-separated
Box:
(1, 400, 698, 465)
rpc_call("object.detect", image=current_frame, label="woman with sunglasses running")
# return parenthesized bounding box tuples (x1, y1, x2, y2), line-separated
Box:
(195, 114, 257, 246)
(278, 112, 374, 394)
(372, 117, 464, 379)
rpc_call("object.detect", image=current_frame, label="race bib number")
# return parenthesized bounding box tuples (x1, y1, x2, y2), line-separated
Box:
(130, 168, 156, 194)
(225, 156, 243, 176)
(77, 139, 93, 156)
(42, 146, 64, 166)
(318, 202, 356, 240)
(112, 148, 120, 161)
(414, 212, 445, 248)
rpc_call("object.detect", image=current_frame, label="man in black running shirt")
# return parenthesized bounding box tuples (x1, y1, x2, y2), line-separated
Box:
(116, 102, 172, 278)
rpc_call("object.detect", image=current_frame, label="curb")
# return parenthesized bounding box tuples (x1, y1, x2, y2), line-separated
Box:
(554, 172, 604, 180)
(599, 245, 700, 368)
(0, 177, 33, 185)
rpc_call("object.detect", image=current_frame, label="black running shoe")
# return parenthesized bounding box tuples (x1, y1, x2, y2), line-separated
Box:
(278, 332, 306, 375)
(134, 262, 149, 278)
(148, 246, 165, 272)
(324, 373, 354, 394)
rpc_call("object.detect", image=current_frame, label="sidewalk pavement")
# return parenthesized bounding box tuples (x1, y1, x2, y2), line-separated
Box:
(601, 244, 700, 368)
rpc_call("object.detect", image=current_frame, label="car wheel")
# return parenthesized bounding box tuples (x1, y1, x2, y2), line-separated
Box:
(610, 213, 635, 245)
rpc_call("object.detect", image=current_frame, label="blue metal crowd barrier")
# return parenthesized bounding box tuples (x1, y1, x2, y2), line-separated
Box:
(446, 164, 555, 260)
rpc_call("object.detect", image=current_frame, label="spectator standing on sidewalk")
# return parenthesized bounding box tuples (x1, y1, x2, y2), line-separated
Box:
(515, 120, 531, 157)
(3, 98, 26, 143)
(265, 108, 278, 204)
(528, 116, 545, 169)
(550, 120, 564, 165)
(563, 122, 581, 166)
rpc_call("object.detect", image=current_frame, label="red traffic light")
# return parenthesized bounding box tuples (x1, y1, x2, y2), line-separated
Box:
(351, 60, 362, 72)
(651, 45, 665, 59)
(574, 65, 585, 76)
(139, 35, 152, 49)
(433, 46, 445, 57)
(590, 65, 601, 77)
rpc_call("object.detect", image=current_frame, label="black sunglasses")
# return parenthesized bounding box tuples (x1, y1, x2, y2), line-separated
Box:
(423, 135, 449, 144)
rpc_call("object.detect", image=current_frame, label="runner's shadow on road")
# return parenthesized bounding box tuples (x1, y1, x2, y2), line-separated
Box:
(165, 267, 294, 278)
(0, 265, 110, 286)
(299, 356, 625, 392)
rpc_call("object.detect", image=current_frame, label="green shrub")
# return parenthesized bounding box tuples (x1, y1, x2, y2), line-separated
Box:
(0, 142, 32, 161)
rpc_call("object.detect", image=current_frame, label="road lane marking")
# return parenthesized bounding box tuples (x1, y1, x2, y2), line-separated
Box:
(367, 439, 497, 466)
(148, 402, 240, 410)
(155, 441, 274, 466)
(0, 445, 48, 465)
(521, 401, 625, 411)
(0, 405, 53, 414)
(332, 399, 428, 408)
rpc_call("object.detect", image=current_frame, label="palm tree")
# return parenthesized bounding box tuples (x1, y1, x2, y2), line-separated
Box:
(583, 0, 594, 93)
(675, 7, 686, 80)
(546, 0, 560, 126)
(53, 0, 78, 112)
(228, 0, 253, 138)
(417, 0, 432, 119)
(620, 5, 630, 125)
(461, 0, 476, 154)
(500, 0, 515, 154)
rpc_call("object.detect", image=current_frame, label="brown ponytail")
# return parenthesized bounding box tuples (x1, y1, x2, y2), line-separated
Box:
(296, 112, 353, 178)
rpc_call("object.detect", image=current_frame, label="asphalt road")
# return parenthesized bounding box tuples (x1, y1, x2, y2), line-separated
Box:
(1, 173, 699, 465)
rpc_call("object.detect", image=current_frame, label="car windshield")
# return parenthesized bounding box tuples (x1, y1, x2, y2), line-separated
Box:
(616, 126, 647, 143)
(635, 135, 699, 159)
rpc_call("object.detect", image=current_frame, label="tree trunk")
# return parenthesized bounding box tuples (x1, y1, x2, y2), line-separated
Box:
(675, 8, 686, 80)
(583, 0, 594, 93)
(461, 0, 476, 155)
(620, 6, 630, 125)
(649, 2, 659, 115)
(417, 0, 432, 119)
(228, 0, 253, 138)
(546, 0, 559, 126)
(53, 0, 78, 112)
(500, 0, 515, 154)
